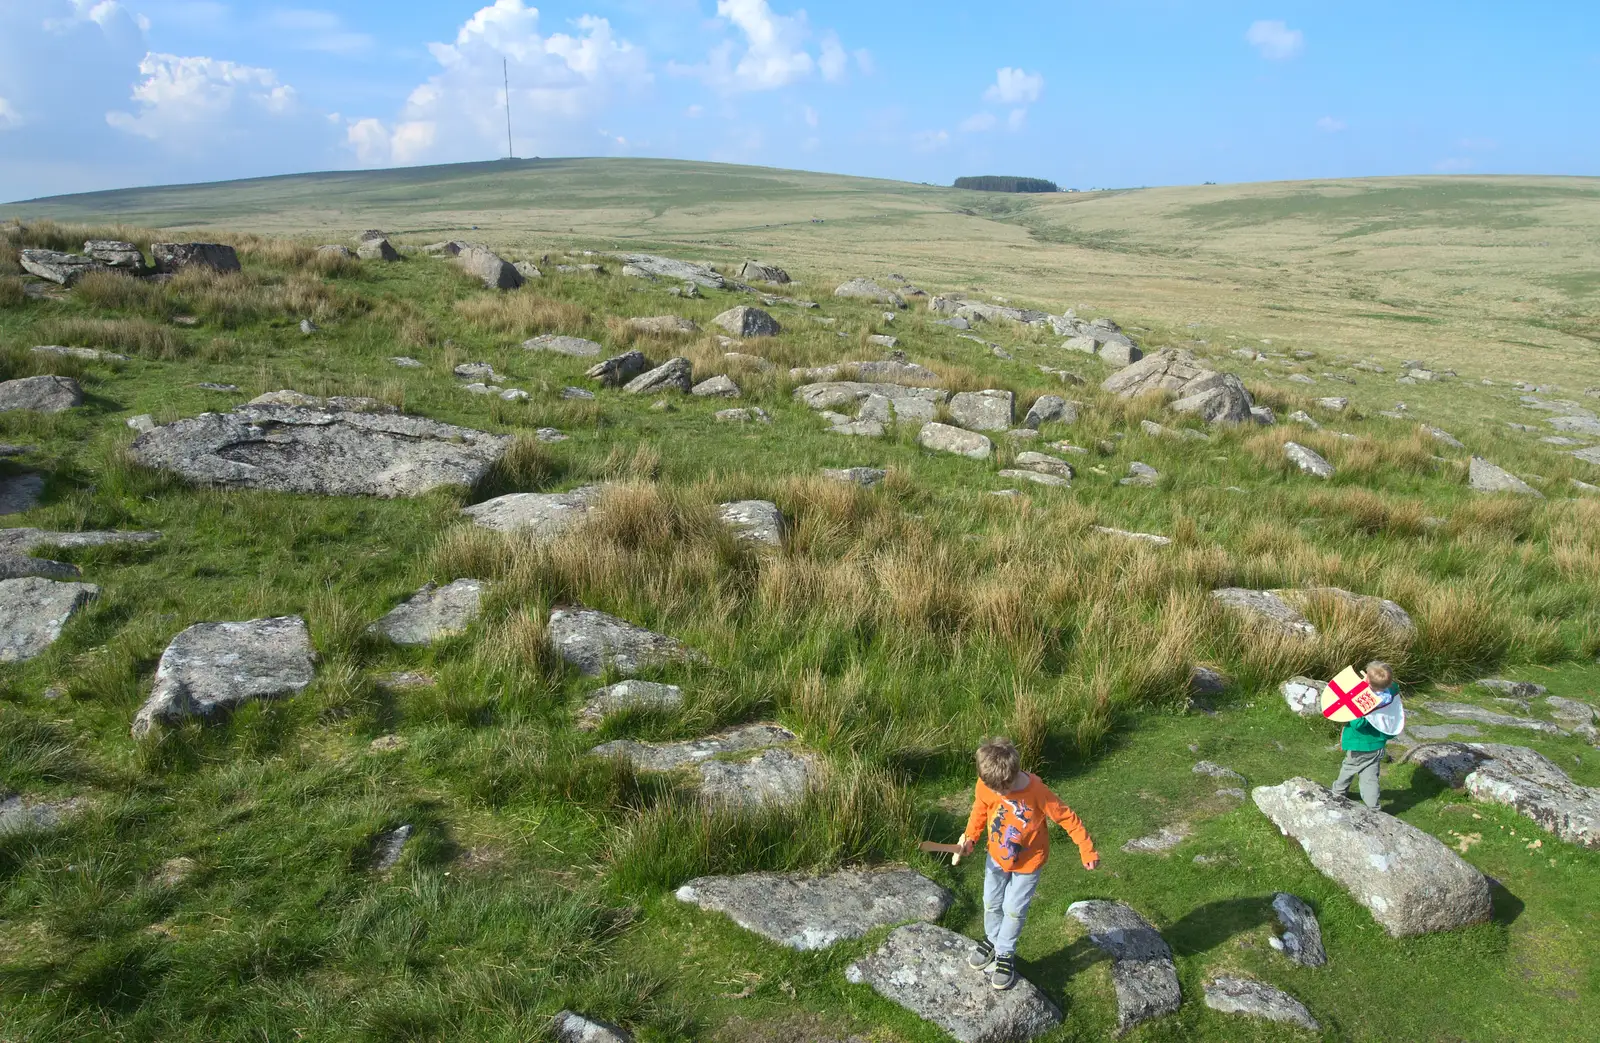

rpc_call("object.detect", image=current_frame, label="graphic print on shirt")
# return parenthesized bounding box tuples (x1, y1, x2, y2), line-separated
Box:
(988, 796, 1033, 865)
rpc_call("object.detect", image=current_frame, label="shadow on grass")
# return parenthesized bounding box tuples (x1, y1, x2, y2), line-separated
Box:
(1382, 758, 1455, 816)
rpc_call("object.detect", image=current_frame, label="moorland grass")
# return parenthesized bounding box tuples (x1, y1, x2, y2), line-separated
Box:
(1, 221, 1599, 1041)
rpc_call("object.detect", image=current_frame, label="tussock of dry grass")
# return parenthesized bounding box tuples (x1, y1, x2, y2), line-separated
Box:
(458, 292, 590, 338)
(39, 316, 185, 359)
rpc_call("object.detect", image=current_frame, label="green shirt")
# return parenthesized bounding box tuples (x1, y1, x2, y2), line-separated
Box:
(1341, 689, 1397, 751)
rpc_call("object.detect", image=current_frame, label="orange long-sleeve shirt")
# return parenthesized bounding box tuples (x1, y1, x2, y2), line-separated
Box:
(963, 772, 1097, 873)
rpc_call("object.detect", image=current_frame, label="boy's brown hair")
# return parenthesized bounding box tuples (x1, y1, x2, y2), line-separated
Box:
(976, 737, 1021, 791)
(1364, 661, 1394, 688)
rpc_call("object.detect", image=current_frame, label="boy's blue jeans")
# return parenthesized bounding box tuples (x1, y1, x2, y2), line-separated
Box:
(983, 855, 1042, 957)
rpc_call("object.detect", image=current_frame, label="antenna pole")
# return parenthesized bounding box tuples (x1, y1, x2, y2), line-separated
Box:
(503, 57, 514, 160)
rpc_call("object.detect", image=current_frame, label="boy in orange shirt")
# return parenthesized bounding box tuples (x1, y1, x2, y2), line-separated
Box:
(956, 736, 1099, 990)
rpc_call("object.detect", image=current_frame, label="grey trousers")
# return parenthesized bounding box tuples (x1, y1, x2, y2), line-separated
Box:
(983, 855, 1042, 957)
(1333, 749, 1384, 809)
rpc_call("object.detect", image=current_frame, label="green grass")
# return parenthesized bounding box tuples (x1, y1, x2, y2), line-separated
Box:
(3, 219, 1600, 1041)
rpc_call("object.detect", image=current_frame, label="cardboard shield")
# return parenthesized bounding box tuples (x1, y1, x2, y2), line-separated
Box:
(1366, 694, 1406, 736)
(1320, 666, 1380, 722)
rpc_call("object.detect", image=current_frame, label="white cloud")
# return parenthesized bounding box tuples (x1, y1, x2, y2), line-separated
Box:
(107, 53, 299, 143)
(984, 67, 1044, 105)
(959, 112, 996, 133)
(1316, 116, 1346, 133)
(1246, 20, 1304, 61)
(1007, 107, 1027, 131)
(675, 0, 855, 93)
(349, 0, 649, 166)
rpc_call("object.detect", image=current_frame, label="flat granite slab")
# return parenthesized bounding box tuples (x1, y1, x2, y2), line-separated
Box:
(676, 867, 952, 950)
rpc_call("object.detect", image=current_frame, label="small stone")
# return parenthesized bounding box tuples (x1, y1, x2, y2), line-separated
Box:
(1014, 452, 1074, 480)
(548, 607, 700, 677)
(948, 389, 1014, 432)
(1022, 395, 1074, 429)
(623, 357, 694, 395)
(627, 315, 699, 336)
(713, 306, 780, 337)
(462, 486, 601, 539)
(1474, 678, 1548, 699)
(1270, 892, 1327, 967)
(1280, 676, 1325, 716)
(131, 617, 315, 737)
(821, 467, 886, 486)
(1120, 461, 1159, 487)
(997, 469, 1069, 488)
(691, 375, 741, 398)
(1193, 761, 1245, 783)
(1469, 457, 1542, 496)
(524, 334, 605, 357)
(390, 356, 423, 368)
(368, 579, 485, 646)
(1284, 441, 1335, 478)
(562, 386, 596, 400)
(1316, 397, 1350, 411)
(1093, 527, 1170, 546)
(576, 680, 683, 730)
(369, 734, 409, 753)
(552, 1012, 633, 1043)
(372, 824, 413, 871)
(917, 422, 991, 459)
(1122, 825, 1192, 854)
(867, 334, 898, 349)
(718, 500, 784, 545)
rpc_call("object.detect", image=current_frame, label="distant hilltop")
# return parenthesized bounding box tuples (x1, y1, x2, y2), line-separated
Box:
(953, 176, 1059, 194)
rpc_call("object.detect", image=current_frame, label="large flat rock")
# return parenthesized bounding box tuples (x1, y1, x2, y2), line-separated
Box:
(845, 922, 1062, 1043)
(1423, 702, 1561, 735)
(368, 579, 485, 645)
(698, 747, 818, 808)
(552, 1011, 632, 1043)
(461, 486, 602, 539)
(794, 381, 947, 413)
(576, 679, 683, 729)
(591, 723, 797, 771)
(1066, 900, 1181, 1035)
(1412, 742, 1600, 849)
(0, 577, 99, 662)
(1203, 977, 1319, 1031)
(0, 474, 44, 515)
(0, 375, 83, 413)
(0, 528, 161, 555)
(131, 616, 316, 737)
(1211, 588, 1315, 638)
(1252, 777, 1491, 936)
(617, 253, 724, 288)
(675, 868, 952, 950)
(523, 334, 604, 357)
(1277, 586, 1415, 640)
(948, 390, 1014, 432)
(129, 405, 510, 498)
(718, 500, 784, 545)
(548, 607, 700, 676)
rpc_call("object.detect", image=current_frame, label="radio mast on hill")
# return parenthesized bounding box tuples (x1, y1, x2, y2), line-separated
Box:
(503, 58, 514, 160)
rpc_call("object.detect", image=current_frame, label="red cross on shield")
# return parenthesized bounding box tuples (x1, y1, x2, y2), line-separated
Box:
(1320, 666, 1379, 722)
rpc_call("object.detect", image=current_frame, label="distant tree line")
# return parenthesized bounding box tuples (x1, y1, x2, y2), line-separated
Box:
(953, 176, 1060, 194)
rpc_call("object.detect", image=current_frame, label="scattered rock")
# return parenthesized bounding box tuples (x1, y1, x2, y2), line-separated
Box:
(676, 868, 952, 950)
(1212, 589, 1316, 638)
(151, 242, 240, 274)
(699, 747, 819, 808)
(628, 315, 698, 336)
(714, 306, 780, 337)
(918, 422, 992, 459)
(368, 579, 485, 645)
(822, 467, 886, 486)
(1193, 761, 1245, 783)
(0, 474, 44, 515)
(1119, 462, 1159, 487)
(548, 607, 700, 676)
(1122, 825, 1192, 854)
(1102, 350, 1254, 424)
(715, 407, 770, 424)
(1275, 586, 1415, 640)
(1093, 527, 1169, 546)
(19, 248, 107, 285)
(356, 236, 400, 262)
(997, 469, 1068, 488)
(524, 334, 604, 357)
(1280, 676, 1325, 716)
(834, 277, 904, 307)
(1269, 893, 1327, 967)
(1190, 665, 1229, 696)
(131, 616, 316, 737)
(736, 260, 790, 284)
(1423, 702, 1562, 735)
(390, 356, 422, 368)
(1203, 978, 1319, 1031)
(844, 922, 1062, 1043)
(586, 351, 651, 387)
(1424, 426, 1465, 449)
(0, 791, 85, 836)
(576, 680, 683, 730)
(623, 357, 694, 395)
(369, 734, 408, 752)
(372, 824, 413, 871)
(691, 375, 741, 398)
(616, 254, 724, 288)
(512, 261, 542, 280)
(454, 244, 522, 290)
(129, 404, 509, 498)
(462, 486, 601, 540)
(1066, 900, 1181, 1035)
(1284, 441, 1335, 479)
(1013, 452, 1074, 480)
(1411, 742, 1600, 849)
(32, 345, 127, 362)
(1411, 724, 1482, 740)
(552, 1011, 633, 1043)
(0, 375, 83, 414)
(948, 390, 1014, 432)
(82, 239, 147, 271)
(593, 724, 797, 771)
(1252, 777, 1492, 936)
(1469, 457, 1542, 496)
(719, 500, 784, 545)
(1474, 679, 1548, 699)
(0, 576, 98, 662)
(1021, 396, 1072, 429)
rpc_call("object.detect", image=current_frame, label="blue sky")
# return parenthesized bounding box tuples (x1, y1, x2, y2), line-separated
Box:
(2, 0, 1597, 202)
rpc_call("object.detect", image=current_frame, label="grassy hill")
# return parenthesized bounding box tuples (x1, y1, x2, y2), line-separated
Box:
(6, 159, 1600, 385)
(2, 166, 1600, 1042)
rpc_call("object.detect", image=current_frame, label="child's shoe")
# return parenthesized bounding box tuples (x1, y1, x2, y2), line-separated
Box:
(968, 939, 995, 971)
(990, 953, 1018, 990)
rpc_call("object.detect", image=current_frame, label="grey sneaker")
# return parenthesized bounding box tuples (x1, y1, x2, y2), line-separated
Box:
(991, 953, 1018, 991)
(968, 939, 995, 971)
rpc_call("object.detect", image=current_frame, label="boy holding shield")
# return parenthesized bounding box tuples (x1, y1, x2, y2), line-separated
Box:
(1329, 661, 1403, 809)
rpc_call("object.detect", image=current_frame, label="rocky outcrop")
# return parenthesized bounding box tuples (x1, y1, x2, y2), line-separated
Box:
(368, 579, 485, 645)
(691, 375, 741, 398)
(151, 242, 241, 274)
(129, 404, 510, 498)
(0, 577, 99, 662)
(1411, 742, 1600, 848)
(845, 922, 1062, 1043)
(617, 254, 724, 288)
(462, 486, 601, 540)
(713, 306, 780, 337)
(586, 351, 651, 387)
(795, 381, 947, 424)
(19, 249, 106, 286)
(1102, 350, 1254, 423)
(834, 278, 905, 307)
(1212, 589, 1316, 638)
(1423, 702, 1561, 735)
(576, 680, 683, 730)
(1284, 442, 1335, 478)
(736, 260, 790, 284)
(356, 236, 400, 262)
(131, 616, 316, 737)
(0, 375, 83, 414)
(675, 868, 952, 950)
(548, 607, 700, 676)
(1021, 395, 1073, 429)
(83, 240, 148, 272)
(699, 748, 818, 808)
(822, 467, 887, 486)
(718, 500, 784, 545)
(592, 723, 797, 771)
(918, 422, 992, 459)
(627, 316, 698, 336)
(524, 334, 604, 357)
(1066, 901, 1181, 1035)
(1252, 777, 1492, 936)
